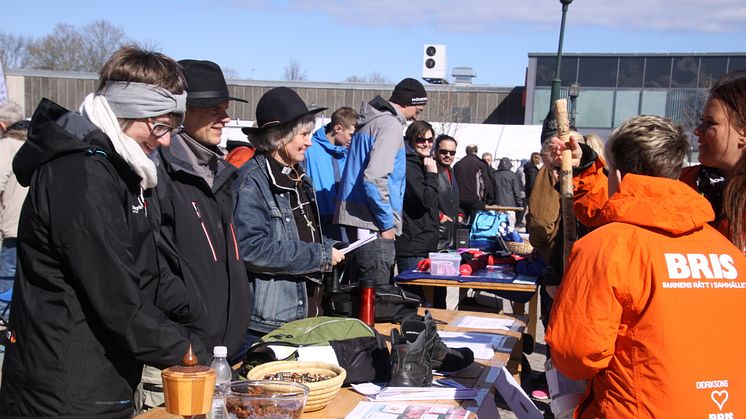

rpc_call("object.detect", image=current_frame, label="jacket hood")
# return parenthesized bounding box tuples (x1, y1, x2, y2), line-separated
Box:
(311, 126, 347, 158)
(497, 157, 512, 171)
(357, 95, 404, 127)
(404, 143, 423, 163)
(13, 98, 114, 187)
(599, 174, 714, 235)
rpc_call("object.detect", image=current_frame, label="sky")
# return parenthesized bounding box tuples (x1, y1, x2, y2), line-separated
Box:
(4, 0, 746, 86)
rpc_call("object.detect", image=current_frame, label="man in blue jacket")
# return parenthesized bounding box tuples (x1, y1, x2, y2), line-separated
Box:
(335, 78, 427, 285)
(304, 106, 357, 241)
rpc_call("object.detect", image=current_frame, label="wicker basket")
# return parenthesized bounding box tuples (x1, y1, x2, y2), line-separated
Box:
(506, 241, 534, 255)
(246, 361, 346, 412)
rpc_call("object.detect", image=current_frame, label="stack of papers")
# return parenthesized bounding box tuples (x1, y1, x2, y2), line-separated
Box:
(454, 315, 515, 330)
(346, 402, 471, 419)
(351, 383, 482, 401)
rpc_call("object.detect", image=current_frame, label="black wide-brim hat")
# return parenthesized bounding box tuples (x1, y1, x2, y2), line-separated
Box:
(242, 87, 326, 134)
(179, 59, 248, 108)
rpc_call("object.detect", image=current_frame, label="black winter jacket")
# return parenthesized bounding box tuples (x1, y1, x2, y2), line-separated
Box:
(150, 133, 252, 361)
(435, 165, 460, 250)
(492, 157, 523, 207)
(523, 161, 540, 200)
(395, 146, 439, 258)
(0, 99, 206, 418)
(453, 153, 494, 207)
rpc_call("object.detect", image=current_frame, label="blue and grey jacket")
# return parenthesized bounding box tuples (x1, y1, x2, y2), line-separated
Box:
(233, 153, 334, 333)
(334, 96, 406, 233)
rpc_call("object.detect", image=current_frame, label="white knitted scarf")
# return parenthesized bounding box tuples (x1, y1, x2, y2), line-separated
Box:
(80, 93, 158, 189)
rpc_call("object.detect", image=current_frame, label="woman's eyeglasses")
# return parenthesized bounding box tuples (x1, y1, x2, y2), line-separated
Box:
(147, 118, 182, 138)
(438, 149, 457, 156)
(415, 137, 434, 144)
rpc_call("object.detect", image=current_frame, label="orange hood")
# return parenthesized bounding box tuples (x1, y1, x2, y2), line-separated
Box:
(598, 174, 715, 235)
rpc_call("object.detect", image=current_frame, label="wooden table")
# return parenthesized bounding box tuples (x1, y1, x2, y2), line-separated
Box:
(305, 307, 525, 419)
(138, 308, 526, 419)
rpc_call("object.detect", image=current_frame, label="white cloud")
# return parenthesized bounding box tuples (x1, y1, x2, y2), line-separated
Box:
(273, 0, 746, 33)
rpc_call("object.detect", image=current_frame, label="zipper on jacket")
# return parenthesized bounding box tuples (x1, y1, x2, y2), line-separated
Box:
(192, 201, 217, 262)
(229, 223, 240, 261)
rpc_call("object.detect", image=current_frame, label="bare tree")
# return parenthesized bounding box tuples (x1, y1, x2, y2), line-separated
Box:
(21, 20, 128, 72)
(80, 20, 128, 71)
(344, 75, 366, 83)
(431, 86, 464, 138)
(27, 23, 87, 71)
(283, 59, 307, 81)
(0, 32, 32, 69)
(367, 71, 391, 84)
(222, 67, 240, 79)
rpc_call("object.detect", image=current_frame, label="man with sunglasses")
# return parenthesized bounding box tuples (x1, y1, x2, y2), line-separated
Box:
(433, 134, 462, 251)
(135, 59, 253, 412)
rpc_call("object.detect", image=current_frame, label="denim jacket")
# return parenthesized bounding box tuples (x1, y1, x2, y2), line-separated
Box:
(233, 153, 334, 333)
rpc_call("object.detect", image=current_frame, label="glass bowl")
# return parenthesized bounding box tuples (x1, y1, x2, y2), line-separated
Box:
(224, 380, 309, 419)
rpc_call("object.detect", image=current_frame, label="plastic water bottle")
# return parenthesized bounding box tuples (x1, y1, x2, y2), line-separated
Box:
(209, 346, 232, 419)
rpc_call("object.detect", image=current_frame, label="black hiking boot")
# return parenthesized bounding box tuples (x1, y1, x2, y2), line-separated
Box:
(423, 310, 474, 372)
(389, 327, 432, 387)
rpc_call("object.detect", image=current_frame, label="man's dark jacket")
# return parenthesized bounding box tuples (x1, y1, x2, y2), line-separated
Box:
(436, 165, 460, 250)
(523, 161, 540, 200)
(0, 99, 205, 418)
(453, 153, 494, 215)
(151, 133, 252, 361)
(395, 145, 439, 258)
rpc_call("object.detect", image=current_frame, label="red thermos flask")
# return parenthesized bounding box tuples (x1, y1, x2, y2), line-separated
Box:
(358, 279, 376, 327)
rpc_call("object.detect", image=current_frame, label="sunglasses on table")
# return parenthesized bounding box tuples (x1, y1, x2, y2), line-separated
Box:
(438, 150, 457, 156)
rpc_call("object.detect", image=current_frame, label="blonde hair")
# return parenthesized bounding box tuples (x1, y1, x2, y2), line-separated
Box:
(605, 115, 688, 179)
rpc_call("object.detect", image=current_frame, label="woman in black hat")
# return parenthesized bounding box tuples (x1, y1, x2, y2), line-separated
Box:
(233, 87, 344, 338)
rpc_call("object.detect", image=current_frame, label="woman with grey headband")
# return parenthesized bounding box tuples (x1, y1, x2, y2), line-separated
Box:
(0, 46, 207, 418)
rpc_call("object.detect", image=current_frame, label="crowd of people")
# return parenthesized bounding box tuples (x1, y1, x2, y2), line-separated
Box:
(0, 44, 744, 417)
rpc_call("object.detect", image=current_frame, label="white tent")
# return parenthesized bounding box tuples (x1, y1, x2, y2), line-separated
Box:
(222, 119, 542, 165)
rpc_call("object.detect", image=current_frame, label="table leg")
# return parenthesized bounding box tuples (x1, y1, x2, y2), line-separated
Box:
(526, 290, 539, 342)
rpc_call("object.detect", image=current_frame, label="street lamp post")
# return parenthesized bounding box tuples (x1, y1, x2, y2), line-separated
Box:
(550, 0, 573, 105)
(568, 82, 580, 128)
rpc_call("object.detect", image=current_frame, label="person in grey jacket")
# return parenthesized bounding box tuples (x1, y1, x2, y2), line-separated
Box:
(492, 157, 523, 208)
(335, 78, 427, 286)
(233, 87, 344, 336)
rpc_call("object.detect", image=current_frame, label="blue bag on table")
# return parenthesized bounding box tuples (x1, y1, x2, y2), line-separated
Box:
(468, 210, 510, 251)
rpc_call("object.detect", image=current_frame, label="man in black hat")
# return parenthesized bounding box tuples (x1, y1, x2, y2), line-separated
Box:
(135, 59, 252, 412)
(335, 77, 428, 285)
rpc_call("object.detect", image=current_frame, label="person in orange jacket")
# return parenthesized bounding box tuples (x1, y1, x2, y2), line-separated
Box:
(550, 72, 746, 247)
(545, 115, 746, 418)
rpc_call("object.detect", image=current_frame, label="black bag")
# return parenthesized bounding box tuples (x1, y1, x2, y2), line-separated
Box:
(240, 317, 390, 384)
(323, 283, 421, 324)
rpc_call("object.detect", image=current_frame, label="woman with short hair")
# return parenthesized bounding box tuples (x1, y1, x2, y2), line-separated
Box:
(233, 87, 344, 337)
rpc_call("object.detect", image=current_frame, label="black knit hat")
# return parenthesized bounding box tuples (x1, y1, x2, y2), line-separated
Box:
(389, 78, 428, 106)
(540, 109, 558, 146)
(179, 59, 248, 108)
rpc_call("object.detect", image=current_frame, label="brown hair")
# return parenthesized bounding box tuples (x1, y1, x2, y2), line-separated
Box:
(709, 71, 746, 132)
(404, 120, 434, 148)
(723, 157, 746, 251)
(97, 45, 186, 94)
(329, 106, 358, 129)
